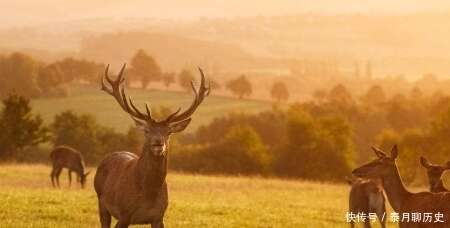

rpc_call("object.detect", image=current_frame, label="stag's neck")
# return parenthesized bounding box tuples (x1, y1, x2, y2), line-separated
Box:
(381, 166, 412, 212)
(431, 180, 448, 193)
(136, 148, 168, 199)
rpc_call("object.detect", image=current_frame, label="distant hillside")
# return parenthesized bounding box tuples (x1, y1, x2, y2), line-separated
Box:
(30, 85, 272, 133)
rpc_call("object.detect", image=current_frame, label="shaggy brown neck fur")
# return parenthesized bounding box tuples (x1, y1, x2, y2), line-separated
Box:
(136, 144, 168, 201)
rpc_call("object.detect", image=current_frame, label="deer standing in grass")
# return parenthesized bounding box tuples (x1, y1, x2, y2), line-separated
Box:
(94, 64, 210, 228)
(50, 145, 90, 188)
(346, 176, 386, 228)
(353, 145, 450, 227)
(420, 156, 450, 193)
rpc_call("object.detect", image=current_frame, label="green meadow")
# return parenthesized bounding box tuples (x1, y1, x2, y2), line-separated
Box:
(30, 86, 272, 133)
(0, 164, 397, 227)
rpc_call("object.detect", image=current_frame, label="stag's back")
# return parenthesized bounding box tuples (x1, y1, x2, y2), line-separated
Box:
(50, 145, 85, 171)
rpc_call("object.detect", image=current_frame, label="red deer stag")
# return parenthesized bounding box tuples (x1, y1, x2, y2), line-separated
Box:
(353, 145, 450, 227)
(94, 64, 210, 228)
(50, 145, 90, 188)
(420, 156, 450, 193)
(346, 176, 386, 228)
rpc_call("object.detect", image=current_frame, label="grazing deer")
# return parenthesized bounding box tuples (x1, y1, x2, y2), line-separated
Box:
(50, 145, 90, 188)
(353, 145, 450, 227)
(420, 156, 450, 193)
(94, 64, 209, 228)
(346, 176, 386, 228)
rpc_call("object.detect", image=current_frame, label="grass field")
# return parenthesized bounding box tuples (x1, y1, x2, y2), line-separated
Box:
(30, 85, 272, 133)
(0, 164, 397, 228)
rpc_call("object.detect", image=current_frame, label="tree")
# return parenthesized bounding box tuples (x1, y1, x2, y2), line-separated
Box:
(37, 64, 66, 96)
(226, 75, 252, 99)
(162, 72, 175, 89)
(51, 110, 137, 163)
(54, 57, 102, 83)
(274, 108, 354, 180)
(178, 69, 195, 92)
(361, 85, 386, 106)
(130, 49, 162, 88)
(271, 82, 289, 102)
(328, 84, 353, 106)
(0, 94, 49, 159)
(0, 52, 40, 98)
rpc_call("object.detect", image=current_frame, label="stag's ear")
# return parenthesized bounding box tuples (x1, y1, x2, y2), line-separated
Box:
(371, 146, 386, 158)
(391, 145, 398, 159)
(169, 118, 191, 133)
(420, 156, 431, 168)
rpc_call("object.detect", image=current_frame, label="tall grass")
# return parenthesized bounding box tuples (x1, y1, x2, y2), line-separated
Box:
(0, 164, 395, 227)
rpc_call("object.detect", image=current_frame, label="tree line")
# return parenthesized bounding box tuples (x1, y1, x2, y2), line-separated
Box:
(0, 50, 291, 102)
(2, 81, 450, 182)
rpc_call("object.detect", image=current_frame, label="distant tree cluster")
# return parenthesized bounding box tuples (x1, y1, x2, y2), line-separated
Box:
(0, 52, 103, 98)
(171, 106, 354, 180)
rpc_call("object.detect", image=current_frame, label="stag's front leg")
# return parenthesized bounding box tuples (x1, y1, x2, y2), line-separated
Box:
(151, 221, 164, 228)
(68, 170, 72, 187)
(114, 221, 130, 228)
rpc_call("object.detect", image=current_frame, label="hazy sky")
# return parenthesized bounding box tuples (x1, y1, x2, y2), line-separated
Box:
(3, 0, 450, 28)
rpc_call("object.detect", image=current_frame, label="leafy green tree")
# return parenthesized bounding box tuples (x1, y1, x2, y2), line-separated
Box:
(274, 108, 354, 180)
(226, 75, 252, 99)
(37, 64, 66, 96)
(361, 85, 386, 106)
(51, 110, 139, 163)
(172, 125, 270, 175)
(51, 111, 101, 163)
(0, 52, 40, 98)
(162, 72, 175, 89)
(0, 94, 49, 159)
(54, 57, 102, 83)
(178, 69, 195, 92)
(130, 49, 162, 88)
(271, 81, 289, 102)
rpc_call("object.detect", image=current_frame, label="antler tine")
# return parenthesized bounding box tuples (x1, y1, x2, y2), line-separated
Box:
(101, 64, 155, 123)
(145, 103, 152, 119)
(163, 67, 210, 123)
(163, 107, 182, 122)
(128, 97, 152, 121)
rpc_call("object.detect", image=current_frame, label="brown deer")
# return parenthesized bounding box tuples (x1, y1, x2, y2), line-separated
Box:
(353, 145, 450, 227)
(420, 156, 450, 193)
(94, 64, 209, 228)
(346, 176, 386, 228)
(50, 145, 90, 188)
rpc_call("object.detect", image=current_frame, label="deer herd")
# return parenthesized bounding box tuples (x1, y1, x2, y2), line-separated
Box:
(45, 65, 450, 227)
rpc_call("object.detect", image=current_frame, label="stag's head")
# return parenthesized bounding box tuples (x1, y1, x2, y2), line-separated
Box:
(101, 64, 210, 157)
(352, 145, 398, 179)
(420, 156, 450, 190)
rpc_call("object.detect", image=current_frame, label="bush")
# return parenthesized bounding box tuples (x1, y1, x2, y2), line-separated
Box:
(273, 108, 354, 180)
(51, 110, 136, 164)
(171, 125, 270, 175)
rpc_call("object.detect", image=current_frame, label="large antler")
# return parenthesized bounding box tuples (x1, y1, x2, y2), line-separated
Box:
(162, 67, 210, 124)
(101, 64, 156, 123)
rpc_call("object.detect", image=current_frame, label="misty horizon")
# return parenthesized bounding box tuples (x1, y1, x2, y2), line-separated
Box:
(5, 0, 450, 28)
